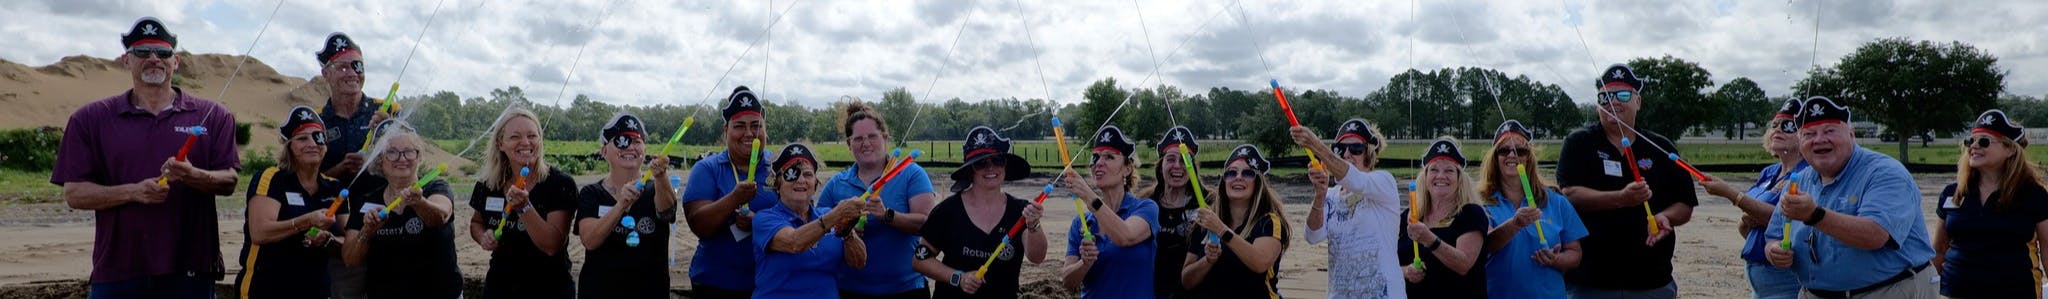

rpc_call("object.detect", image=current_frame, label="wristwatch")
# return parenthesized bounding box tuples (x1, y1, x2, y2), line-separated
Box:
(950, 270, 963, 286)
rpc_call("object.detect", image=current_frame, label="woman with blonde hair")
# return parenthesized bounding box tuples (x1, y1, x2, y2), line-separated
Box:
(1395, 137, 1489, 298)
(1477, 120, 1586, 299)
(1693, 100, 1805, 299)
(342, 120, 463, 298)
(1932, 109, 2048, 298)
(466, 107, 579, 298)
(1179, 144, 1291, 298)
(1142, 126, 1208, 298)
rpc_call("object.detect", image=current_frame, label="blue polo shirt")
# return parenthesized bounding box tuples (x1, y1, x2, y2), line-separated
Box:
(752, 194, 847, 298)
(1066, 194, 1160, 299)
(1765, 146, 1934, 291)
(1741, 162, 1807, 265)
(815, 163, 935, 294)
(1482, 190, 1589, 299)
(682, 150, 777, 290)
(318, 95, 387, 177)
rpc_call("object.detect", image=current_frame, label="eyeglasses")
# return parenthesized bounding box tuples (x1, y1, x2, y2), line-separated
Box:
(1495, 147, 1530, 157)
(292, 132, 328, 146)
(1331, 143, 1369, 156)
(383, 149, 420, 161)
(1222, 169, 1257, 180)
(1964, 136, 1998, 149)
(1596, 90, 1634, 105)
(128, 47, 175, 59)
(328, 60, 364, 75)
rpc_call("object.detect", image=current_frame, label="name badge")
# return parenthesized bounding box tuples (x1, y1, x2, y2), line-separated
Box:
(1940, 196, 1959, 209)
(1603, 160, 1625, 177)
(360, 203, 386, 214)
(730, 224, 751, 241)
(486, 197, 507, 212)
(599, 205, 614, 217)
(285, 192, 306, 206)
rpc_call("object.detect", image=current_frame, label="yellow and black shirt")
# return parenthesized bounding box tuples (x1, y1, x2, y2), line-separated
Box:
(235, 167, 343, 298)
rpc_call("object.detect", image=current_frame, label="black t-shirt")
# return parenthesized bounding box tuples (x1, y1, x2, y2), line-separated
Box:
(574, 179, 676, 299)
(1186, 211, 1286, 299)
(1554, 124, 1699, 289)
(1154, 197, 1198, 298)
(236, 167, 343, 298)
(920, 193, 1030, 298)
(1936, 181, 2048, 298)
(465, 167, 578, 297)
(1396, 204, 1491, 299)
(344, 175, 463, 299)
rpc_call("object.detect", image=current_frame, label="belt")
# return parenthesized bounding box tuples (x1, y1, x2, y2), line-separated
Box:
(1804, 263, 1929, 299)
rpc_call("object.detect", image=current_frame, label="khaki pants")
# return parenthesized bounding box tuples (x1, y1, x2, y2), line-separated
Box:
(1799, 269, 1937, 299)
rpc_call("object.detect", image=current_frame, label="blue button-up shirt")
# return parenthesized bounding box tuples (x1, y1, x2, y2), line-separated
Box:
(816, 162, 935, 294)
(1766, 146, 1934, 291)
(681, 150, 776, 290)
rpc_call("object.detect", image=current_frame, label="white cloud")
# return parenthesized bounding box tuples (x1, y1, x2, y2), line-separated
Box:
(3, 0, 2044, 118)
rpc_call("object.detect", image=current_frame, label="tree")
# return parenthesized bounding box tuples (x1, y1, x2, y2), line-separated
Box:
(1795, 37, 2006, 162)
(1074, 78, 1130, 139)
(1627, 55, 1718, 140)
(1713, 77, 1771, 139)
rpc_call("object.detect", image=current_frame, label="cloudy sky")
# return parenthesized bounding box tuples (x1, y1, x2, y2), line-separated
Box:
(5, 0, 2044, 111)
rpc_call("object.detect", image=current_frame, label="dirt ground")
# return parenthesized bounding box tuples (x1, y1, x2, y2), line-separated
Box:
(0, 172, 1961, 298)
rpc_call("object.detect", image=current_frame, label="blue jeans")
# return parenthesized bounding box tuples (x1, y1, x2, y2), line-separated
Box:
(1747, 264, 1801, 299)
(89, 272, 216, 299)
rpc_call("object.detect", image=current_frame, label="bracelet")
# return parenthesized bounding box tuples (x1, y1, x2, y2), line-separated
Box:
(1425, 239, 1444, 251)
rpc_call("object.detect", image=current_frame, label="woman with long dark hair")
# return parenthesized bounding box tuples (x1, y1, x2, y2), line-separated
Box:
(1179, 144, 1291, 299)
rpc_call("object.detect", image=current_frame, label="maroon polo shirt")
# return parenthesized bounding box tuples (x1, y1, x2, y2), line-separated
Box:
(50, 87, 239, 283)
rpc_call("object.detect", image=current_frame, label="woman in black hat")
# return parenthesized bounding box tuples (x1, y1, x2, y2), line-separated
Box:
(237, 105, 345, 298)
(573, 113, 679, 299)
(341, 120, 464, 299)
(913, 126, 1045, 298)
(1932, 109, 2048, 298)
(1060, 125, 1161, 298)
(681, 86, 778, 297)
(754, 143, 869, 297)
(465, 107, 579, 299)
(1142, 126, 1208, 299)
(1691, 101, 1805, 299)
(1179, 144, 1291, 299)
(1478, 120, 1587, 299)
(1395, 137, 1488, 298)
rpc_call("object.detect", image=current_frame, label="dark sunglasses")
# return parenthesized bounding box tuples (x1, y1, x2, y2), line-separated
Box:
(1331, 143, 1369, 156)
(1495, 147, 1531, 157)
(1596, 90, 1634, 105)
(1222, 169, 1258, 180)
(1963, 136, 1999, 148)
(128, 47, 175, 59)
(329, 60, 365, 75)
(974, 156, 1009, 169)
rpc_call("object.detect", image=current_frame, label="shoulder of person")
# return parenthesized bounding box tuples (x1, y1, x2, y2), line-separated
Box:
(251, 166, 287, 190)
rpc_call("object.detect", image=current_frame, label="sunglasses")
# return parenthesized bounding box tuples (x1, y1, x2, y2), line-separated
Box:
(1963, 136, 2000, 149)
(128, 47, 175, 59)
(1596, 90, 1634, 105)
(1495, 146, 1531, 157)
(974, 156, 1009, 169)
(1331, 143, 1369, 156)
(328, 60, 365, 75)
(1222, 169, 1258, 180)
